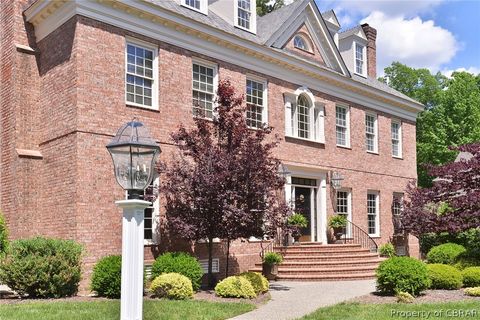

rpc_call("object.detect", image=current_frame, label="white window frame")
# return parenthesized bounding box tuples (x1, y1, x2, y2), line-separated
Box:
(199, 258, 220, 273)
(234, 0, 257, 33)
(246, 75, 268, 129)
(391, 120, 403, 158)
(125, 38, 159, 110)
(284, 87, 324, 144)
(367, 191, 380, 237)
(365, 112, 378, 153)
(335, 104, 350, 148)
(191, 58, 218, 119)
(354, 42, 366, 77)
(293, 34, 311, 52)
(181, 0, 208, 15)
(336, 189, 352, 238)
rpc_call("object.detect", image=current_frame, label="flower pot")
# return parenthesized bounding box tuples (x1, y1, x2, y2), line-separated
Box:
(262, 262, 278, 281)
(333, 227, 344, 241)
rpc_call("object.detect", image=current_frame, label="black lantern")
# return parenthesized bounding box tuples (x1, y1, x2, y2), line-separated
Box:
(107, 120, 161, 199)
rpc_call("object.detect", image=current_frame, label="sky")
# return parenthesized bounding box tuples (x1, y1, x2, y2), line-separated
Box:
(313, 0, 480, 77)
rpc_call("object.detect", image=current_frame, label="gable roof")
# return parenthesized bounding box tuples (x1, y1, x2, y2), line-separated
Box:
(321, 9, 340, 28)
(338, 25, 366, 40)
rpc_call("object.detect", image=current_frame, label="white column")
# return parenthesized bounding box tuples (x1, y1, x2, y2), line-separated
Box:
(116, 199, 151, 320)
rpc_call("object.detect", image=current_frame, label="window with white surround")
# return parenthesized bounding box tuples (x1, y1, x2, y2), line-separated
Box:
(336, 190, 351, 237)
(181, 0, 207, 14)
(365, 112, 378, 153)
(246, 77, 267, 129)
(391, 120, 402, 158)
(367, 191, 380, 237)
(284, 88, 325, 143)
(355, 42, 365, 75)
(293, 35, 310, 52)
(125, 40, 158, 109)
(236, 0, 256, 32)
(192, 60, 217, 119)
(336, 105, 350, 147)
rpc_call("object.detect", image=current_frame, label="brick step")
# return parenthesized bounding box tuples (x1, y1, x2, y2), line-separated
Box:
(280, 248, 371, 255)
(276, 273, 376, 281)
(255, 259, 382, 268)
(282, 253, 379, 261)
(274, 266, 378, 275)
(276, 243, 361, 250)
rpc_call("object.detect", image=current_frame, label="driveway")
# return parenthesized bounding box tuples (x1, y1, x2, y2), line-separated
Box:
(229, 279, 376, 320)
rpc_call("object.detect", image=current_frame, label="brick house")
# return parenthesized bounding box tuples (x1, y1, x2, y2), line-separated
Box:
(1, 0, 423, 290)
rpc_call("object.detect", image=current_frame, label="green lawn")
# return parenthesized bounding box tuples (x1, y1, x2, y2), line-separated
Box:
(300, 301, 480, 320)
(0, 299, 255, 320)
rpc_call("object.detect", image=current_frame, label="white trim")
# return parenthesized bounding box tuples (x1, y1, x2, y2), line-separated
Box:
(354, 41, 367, 77)
(365, 111, 378, 153)
(25, 0, 423, 121)
(234, 0, 256, 34)
(335, 104, 350, 148)
(191, 57, 218, 119)
(367, 190, 380, 237)
(125, 37, 159, 110)
(246, 74, 268, 127)
(391, 119, 403, 158)
(181, 0, 208, 15)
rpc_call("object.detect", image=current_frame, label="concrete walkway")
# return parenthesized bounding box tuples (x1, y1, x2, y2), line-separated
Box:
(230, 280, 376, 320)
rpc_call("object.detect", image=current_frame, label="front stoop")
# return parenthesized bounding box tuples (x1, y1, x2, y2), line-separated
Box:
(251, 243, 383, 281)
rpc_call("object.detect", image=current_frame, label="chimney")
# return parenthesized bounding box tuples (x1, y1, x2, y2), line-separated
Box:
(361, 23, 377, 79)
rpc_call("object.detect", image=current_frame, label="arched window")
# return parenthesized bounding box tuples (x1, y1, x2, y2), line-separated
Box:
(293, 35, 310, 51)
(297, 95, 310, 139)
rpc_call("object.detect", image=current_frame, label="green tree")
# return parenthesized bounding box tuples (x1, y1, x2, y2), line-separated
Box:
(256, 0, 285, 16)
(381, 62, 480, 187)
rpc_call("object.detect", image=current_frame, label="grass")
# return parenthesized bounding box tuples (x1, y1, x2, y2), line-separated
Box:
(300, 301, 480, 320)
(0, 299, 255, 320)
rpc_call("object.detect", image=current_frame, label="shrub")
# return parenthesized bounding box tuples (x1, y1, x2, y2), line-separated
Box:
(419, 229, 480, 257)
(0, 212, 8, 257)
(396, 291, 414, 303)
(454, 256, 480, 270)
(263, 252, 283, 265)
(462, 267, 480, 287)
(427, 243, 467, 265)
(376, 257, 430, 296)
(90, 255, 122, 298)
(379, 243, 396, 258)
(427, 264, 463, 289)
(240, 272, 268, 295)
(464, 287, 480, 297)
(328, 215, 347, 228)
(215, 276, 256, 299)
(0, 237, 83, 298)
(151, 252, 203, 291)
(287, 214, 308, 228)
(150, 273, 193, 300)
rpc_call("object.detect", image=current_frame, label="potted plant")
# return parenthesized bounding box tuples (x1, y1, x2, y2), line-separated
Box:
(262, 252, 283, 280)
(287, 213, 308, 244)
(328, 215, 347, 241)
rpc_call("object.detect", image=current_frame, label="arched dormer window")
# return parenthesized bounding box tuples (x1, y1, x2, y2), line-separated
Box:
(293, 35, 311, 52)
(284, 87, 325, 143)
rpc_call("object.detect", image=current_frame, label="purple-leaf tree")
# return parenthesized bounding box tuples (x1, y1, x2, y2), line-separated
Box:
(402, 143, 480, 236)
(158, 80, 290, 287)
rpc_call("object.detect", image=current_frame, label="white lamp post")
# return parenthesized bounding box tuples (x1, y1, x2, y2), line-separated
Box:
(107, 120, 160, 320)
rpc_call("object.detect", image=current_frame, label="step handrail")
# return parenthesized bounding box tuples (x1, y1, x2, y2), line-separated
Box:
(341, 219, 378, 252)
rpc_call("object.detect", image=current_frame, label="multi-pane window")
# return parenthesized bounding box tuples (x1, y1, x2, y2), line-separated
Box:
(246, 79, 265, 128)
(365, 113, 377, 152)
(294, 35, 309, 51)
(297, 95, 310, 139)
(391, 121, 402, 157)
(355, 43, 364, 75)
(336, 105, 349, 147)
(336, 190, 351, 237)
(367, 192, 379, 236)
(185, 0, 201, 10)
(143, 180, 158, 242)
(237, 0, 251, 30)
(126, 42, 156, 108)
(192, 62, 215, 118)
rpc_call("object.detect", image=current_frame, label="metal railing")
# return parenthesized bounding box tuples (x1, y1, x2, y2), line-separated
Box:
(260, 229, 286, 260)
(339, 219, 378, 252)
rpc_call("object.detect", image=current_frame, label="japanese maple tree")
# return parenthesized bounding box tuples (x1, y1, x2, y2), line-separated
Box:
(402, 143, 480, 236)
(158, 80, 290, 286)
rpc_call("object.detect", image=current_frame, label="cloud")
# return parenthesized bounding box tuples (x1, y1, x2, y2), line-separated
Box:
(361, 11, 459, 74)
(441, 67, 480, 78)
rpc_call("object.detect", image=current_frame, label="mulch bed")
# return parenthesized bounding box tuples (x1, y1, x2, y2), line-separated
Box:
(194, 290, 270, 306)
(351, 289, 480, 304)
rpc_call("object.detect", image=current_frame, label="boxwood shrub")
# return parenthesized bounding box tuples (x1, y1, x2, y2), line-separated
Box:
(0, 237, 83, 298)
(151, 252, 203, 291)
(376, 257, 430, 296)
(215, 276, 256, 299)
(462, 267, 480, 287)
(90, 255, 122, 298)
(239, 272, 269, 295)
(427, 243, 467, 265)
(427, 264, 463, 289)
(150, 273, 193, 300)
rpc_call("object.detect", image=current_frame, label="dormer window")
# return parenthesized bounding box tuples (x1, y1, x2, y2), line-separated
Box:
(236, 0, 256, 33)
(293, 35, 310, 52)
(355, 42, 365, 75)
(182, 0, 207, 15)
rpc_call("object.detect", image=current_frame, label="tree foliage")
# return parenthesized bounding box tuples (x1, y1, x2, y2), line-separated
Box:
(256, 0, 285, 16)
(159, 80, 290, 286)
(402, 143, 480, 236)
(381, 62, 480, 187)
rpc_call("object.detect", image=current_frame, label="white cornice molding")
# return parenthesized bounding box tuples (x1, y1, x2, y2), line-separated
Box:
(24, 0, 423, 121)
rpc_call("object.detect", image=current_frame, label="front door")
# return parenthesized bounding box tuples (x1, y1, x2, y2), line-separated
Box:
(294, 187, 312, 242)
